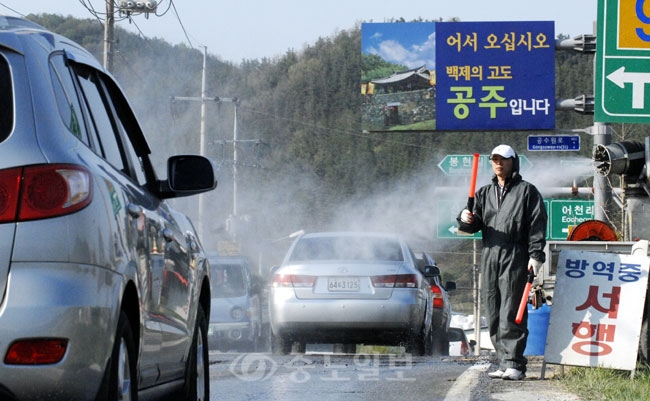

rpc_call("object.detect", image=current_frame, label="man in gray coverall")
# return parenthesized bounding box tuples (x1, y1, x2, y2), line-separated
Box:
(457, 144, 547, 381)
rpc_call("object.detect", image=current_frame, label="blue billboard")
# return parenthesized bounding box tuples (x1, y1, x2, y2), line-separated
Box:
(435, 21, 555, 130)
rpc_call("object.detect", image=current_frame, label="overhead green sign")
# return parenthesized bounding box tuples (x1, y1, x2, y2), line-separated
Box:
(436, 198, 594, 240)
(438, 154, 531, 176)
(596, 0, 650, 122)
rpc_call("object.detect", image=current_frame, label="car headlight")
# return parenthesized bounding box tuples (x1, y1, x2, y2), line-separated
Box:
(231, 307, 244, 320)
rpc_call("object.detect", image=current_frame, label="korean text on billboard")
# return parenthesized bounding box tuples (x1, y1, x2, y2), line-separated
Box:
(435, 21, 555, 131)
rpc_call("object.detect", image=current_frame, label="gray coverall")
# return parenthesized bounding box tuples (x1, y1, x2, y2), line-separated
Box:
(457, 168, 547, 373)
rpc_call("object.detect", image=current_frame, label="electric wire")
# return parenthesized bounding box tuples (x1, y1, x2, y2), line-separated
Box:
(169, 0, 193, 49)
(0, 2, 24, 17)
(240, 106, 438, 151)
(155, 0, 173, 17)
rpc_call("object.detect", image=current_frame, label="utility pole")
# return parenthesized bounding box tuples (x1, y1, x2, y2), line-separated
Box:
(103, 0, 114, 71)
(103, 1, 159, 71)
(171, 48, 242, 240)
(171, 47, 213, 240)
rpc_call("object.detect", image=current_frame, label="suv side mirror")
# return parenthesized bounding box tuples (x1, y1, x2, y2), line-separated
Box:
(445, 281, 457, 291)
(158, 155, 217, 198)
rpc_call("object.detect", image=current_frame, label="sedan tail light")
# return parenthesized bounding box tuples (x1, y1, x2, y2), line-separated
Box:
(460, 339, 470, 356)
(371, 274, 418, 288)
(431, 283, 445, 309)
(0, 164, 92, 223)
(272, 274, 316, 288)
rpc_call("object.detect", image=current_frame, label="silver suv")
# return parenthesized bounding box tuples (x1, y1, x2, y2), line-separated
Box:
(0, 16, 216, 401)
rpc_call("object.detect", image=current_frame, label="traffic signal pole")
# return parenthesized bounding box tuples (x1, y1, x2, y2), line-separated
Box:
(593, 122, 614, 223)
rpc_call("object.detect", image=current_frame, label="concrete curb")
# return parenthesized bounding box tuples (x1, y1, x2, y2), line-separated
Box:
(443, 361, 491, 401)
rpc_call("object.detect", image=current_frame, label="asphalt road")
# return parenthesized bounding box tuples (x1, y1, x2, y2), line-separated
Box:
(208, 351, 585, 401)
(208, 351, 475, 401)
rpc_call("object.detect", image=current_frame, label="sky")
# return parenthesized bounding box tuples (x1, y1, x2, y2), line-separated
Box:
(0, 0, 597, 64)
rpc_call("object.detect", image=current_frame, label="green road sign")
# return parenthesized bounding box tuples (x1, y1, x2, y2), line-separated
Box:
(596, 0, 650, 122)
(438, 154, 531, 176)
(437, 198, 594, 240)
(438, 155, 489, 176)
(436, 199, 481, 239)
(548, 199, 595, 240)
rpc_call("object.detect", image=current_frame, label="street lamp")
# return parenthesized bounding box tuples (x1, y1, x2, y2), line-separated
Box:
(257, 229, 305, 277)
(271, 229, 305, 243)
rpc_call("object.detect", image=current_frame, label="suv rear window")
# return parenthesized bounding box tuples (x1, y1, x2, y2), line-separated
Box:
(0, 55, 13, 142)
(211, 264, 247, 298)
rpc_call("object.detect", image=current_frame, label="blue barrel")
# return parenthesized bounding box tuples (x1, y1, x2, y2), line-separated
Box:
(524, 303, 551, 356)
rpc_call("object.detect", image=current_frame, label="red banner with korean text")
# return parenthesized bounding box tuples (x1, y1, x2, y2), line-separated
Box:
(545, 247, 650, 372)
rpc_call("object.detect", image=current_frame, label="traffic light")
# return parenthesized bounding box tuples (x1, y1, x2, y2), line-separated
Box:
(594, 137, 650, 242)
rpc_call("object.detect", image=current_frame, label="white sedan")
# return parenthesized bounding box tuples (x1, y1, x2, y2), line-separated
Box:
(269, 232, 435, 355)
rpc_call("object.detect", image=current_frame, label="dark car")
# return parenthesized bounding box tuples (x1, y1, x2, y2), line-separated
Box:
(207, 254, 265, 352)
(0, 16, 216, 400)
(414, 252, 457, 355)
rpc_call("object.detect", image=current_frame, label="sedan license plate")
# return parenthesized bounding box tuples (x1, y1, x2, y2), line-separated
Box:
(328, 277, 360, 292)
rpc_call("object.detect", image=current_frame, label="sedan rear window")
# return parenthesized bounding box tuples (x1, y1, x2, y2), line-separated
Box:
(289, 236, 403, 262)
(0, 55, 13, 142)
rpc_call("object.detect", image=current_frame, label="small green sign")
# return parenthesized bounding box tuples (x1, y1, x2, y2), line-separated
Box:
(548, 199, 594, 240)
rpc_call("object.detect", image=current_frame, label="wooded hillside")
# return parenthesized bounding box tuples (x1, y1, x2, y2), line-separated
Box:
(26, 14, 650, 310)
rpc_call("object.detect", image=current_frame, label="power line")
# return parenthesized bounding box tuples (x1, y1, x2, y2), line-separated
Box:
(240, 107, 439, 151)
(154, 0, 173, 17)
(78, 0, 105, 18)
(169, 0, 193, 49)
(0, 2, 25, 17)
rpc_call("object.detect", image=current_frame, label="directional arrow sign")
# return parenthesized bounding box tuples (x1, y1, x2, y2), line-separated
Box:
(436, 199, 481, 239)
(596, 0, 650, 122)
(548, 199, 595, 240)
(438, 198, 594, 240)
(606, 66, 650, 109)
(438, 155, 491, 176)
(438, 154, 532, 176)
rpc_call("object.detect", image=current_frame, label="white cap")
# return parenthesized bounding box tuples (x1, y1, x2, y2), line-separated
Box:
(491, 144, 516, 159)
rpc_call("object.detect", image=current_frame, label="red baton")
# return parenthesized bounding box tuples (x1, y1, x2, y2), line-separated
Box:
(467, 153, 480, 210)
(515, 268, 535, 324)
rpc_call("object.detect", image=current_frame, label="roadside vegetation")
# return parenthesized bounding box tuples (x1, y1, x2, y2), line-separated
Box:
(561, 364, 650, 401)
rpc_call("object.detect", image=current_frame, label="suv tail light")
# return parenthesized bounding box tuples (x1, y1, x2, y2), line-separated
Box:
(431, 283, 445, 308)
(0, 164, 92, 223)
(272, 274, 316, 288)
(371, 274, 418, 288)
(5, 339, 68, 365)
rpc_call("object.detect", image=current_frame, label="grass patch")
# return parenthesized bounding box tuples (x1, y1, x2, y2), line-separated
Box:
(561, 364, 650, 401)
(386, 119, 436, 131)
(357, 345, 404, 354)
